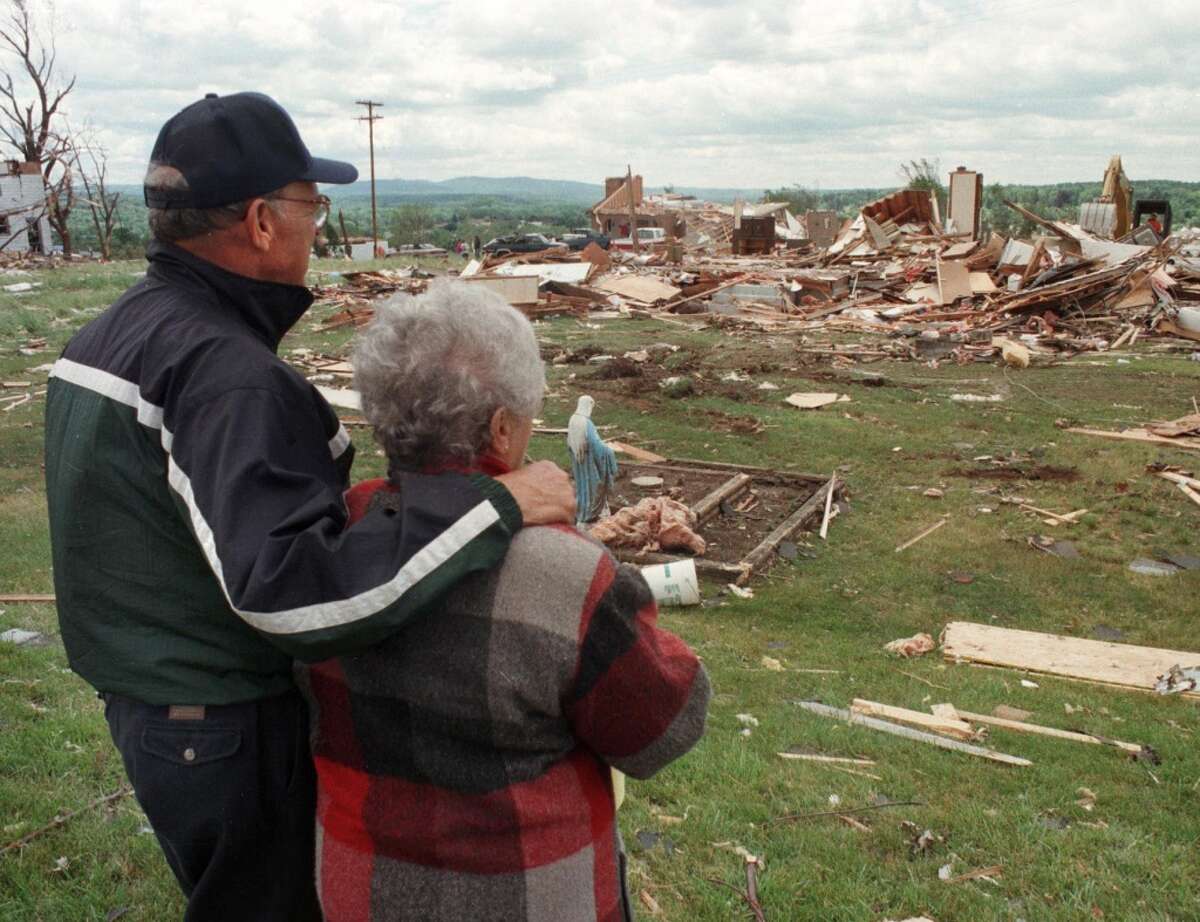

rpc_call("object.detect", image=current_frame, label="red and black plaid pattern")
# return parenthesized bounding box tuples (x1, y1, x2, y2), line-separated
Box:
(297, 480, 710, 922)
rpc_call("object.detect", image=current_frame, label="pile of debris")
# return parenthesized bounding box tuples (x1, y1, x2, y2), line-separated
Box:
(306, 175, 1200, 367)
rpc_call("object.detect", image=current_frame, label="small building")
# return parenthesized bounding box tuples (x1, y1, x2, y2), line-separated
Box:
(591, 174, 659, 238)
(0, 161, 50, 255)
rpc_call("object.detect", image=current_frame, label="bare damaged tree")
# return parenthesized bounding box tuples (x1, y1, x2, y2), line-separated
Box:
(43, 131, 72, 255)
(0, 1, 74, 255)
(0, 1, 74, 166)
(76, 137, 119, 260)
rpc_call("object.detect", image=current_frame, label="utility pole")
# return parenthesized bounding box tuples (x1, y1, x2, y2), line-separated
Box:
(355, 100, 384, 256)
(626, 164, 640, 255)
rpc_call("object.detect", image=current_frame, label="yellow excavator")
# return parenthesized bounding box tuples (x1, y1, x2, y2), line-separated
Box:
(1085, 156, 1170, 241)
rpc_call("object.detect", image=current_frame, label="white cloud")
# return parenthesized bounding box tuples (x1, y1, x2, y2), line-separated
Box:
(7, 0, 1194, 189)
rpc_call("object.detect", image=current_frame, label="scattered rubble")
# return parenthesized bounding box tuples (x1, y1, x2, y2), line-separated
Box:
(302, 173, 1200, 367)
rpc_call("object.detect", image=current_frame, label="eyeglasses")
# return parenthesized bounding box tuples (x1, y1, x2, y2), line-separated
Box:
(267, 193, 331, 229)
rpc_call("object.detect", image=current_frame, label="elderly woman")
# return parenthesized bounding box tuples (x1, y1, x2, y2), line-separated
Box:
(297, 281, 710, 922)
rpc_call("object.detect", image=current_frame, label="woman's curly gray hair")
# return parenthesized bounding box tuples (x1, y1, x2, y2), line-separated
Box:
(353, 279, 545, 472)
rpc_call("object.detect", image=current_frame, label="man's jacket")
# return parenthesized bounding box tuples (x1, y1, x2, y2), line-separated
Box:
(44, 241, 521, 706)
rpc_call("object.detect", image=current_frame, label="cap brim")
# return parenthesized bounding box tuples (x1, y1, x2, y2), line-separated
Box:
(300, 156, 358, 185)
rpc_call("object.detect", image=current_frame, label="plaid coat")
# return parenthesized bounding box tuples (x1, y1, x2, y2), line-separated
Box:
(297, 479, 710, 921)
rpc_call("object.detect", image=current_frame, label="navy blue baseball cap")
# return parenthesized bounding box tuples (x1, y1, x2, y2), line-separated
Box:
(144, 91, 358, 209)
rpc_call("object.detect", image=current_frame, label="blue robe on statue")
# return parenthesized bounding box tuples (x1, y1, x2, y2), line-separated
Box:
(567, 397, 618, 525)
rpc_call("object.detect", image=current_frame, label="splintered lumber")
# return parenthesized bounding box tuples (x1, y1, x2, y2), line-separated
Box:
(942, 621, 1200, 698)
(1067, 427, 1200, 453)
(798, 701, 1031, 766)
(692, 473, 752, 523)
(948, 707, 1143, 753)
(1158, 471, 1200, 490)
(606, 441, 667, 464)
(1176, 482, 1200, 509)
(894, 516, 948, 553)
(851, 699, 975, 740)
(739, 476, 840, 579)
(776, 752, 876, 766)
(818, 471, 836, 539)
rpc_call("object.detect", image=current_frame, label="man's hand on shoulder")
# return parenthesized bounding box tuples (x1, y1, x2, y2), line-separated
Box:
(496, 460, 575, 526)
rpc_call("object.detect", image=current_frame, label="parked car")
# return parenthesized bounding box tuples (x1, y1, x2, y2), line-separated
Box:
(558, 229, 611, 251)
(480, 234, 568, 256)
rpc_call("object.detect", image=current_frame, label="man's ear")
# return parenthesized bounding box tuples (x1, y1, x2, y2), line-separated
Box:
(241, 199, 275, 252)
(489, 407, 511, 454)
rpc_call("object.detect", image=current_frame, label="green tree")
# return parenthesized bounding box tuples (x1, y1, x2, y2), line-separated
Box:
(900, 158, 945, 217)
(388, 203, 434, 246)
(762, 184, 821, 213)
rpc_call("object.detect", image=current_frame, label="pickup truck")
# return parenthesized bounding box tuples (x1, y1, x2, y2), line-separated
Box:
(610, 227, 667, 250)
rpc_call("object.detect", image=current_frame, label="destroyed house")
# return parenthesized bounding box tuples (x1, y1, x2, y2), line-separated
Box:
(0, 160, 50, 255)
(591, 175, 661, 237)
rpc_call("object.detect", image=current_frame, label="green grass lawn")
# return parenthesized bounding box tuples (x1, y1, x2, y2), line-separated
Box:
(1, 257, 1198, 920)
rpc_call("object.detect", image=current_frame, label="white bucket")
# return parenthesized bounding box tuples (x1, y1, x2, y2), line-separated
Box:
(641, 559, 701, 606)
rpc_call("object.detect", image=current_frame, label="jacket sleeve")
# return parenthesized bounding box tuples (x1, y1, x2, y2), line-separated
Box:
(565, 557, 710, 779)
(164, 382, 521, 661)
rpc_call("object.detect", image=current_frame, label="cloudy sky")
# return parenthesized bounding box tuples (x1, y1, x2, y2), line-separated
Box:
(23, 0, 1200, 190)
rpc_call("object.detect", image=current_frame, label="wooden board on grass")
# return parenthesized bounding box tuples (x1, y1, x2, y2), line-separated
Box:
(942, 621, 1200, 697)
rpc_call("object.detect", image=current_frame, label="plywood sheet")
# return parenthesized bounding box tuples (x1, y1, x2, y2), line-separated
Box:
(463, 274, 539, 305)
(948, 169, 981, 239)
(784, 392, 849, 410)
(493, 262, 593, 285)
(942, 621, 1200, 697)
(968, 272, 998, 294)
(594, 275, 682, 303)
(936, 260, 972, 304)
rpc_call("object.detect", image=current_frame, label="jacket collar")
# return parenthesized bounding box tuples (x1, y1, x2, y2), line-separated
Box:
(145, 239, 314, 349)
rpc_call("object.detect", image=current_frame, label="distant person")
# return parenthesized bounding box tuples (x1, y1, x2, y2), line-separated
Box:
(473, 233, 482, 257)
(44, 91, 574, 922)
(299, 281, 710, 922)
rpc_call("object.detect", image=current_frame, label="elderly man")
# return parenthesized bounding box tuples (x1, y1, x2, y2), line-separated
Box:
(43, 92, 573, 921)
(298, 281, 710, 922)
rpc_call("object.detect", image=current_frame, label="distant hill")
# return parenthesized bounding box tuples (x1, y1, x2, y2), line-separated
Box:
(330, 177, 770, 206)
(333, 176, 602, 204)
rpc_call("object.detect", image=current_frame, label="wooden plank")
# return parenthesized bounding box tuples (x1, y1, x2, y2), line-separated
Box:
(1159, 319, 1200, 344)
(606, 440, 667, 464)
(797, 701, 1031, 767)
(850, 699, 975, 740)
(968, 271, 998, 294)
(461, 274, 539, 305)
(936, 260, 971, 305)
(1177, 482, 1200, 509)
(942, 621, 1200, 697)
(0, 593, 55, 603)
(776, 753, 876, 766)
(660, 457, 830, 485)
(818, 471, 836, 539)
(950, 708, 1143, 753)
(691, 473, 752, 524)
(894, 517, 948, 553)
(739, 476, 839, 578)
(665, 273, 753, 311)
(1067, 427, 1200, 452)
(1158, 471, 1200, 490)
(594, 275, 681, 303)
